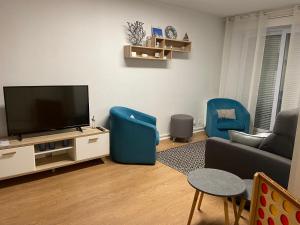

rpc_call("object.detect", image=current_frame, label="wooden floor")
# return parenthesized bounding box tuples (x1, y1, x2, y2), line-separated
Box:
(157, 132, 208, 152)
(0, 132, 249, 225)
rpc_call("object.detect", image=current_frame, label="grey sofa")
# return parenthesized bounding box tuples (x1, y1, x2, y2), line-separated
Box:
(205, 108, 299, 188)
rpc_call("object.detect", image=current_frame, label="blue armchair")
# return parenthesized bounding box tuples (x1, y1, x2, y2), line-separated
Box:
(109, 106, 159, 165)
(205, 98, 250, 139)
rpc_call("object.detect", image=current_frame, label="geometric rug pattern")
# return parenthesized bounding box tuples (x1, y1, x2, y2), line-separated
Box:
(157, 141, 206, 175)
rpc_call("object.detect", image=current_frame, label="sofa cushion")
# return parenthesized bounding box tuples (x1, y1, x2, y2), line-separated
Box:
(205, 137, 292, 188)
(259, 108, 299, 160)
(273, 108, 299, 137)
(217, 109, 236, 120)
(217, 119, 244, 130)
(259, 134, 294, 159)
(229, 130, 265, 148)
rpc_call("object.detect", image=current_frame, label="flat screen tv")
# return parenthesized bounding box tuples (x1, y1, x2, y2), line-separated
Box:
(3, 85, 90, 136)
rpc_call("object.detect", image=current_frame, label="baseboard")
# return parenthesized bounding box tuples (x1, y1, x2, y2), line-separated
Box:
(159, 127, 204, 141)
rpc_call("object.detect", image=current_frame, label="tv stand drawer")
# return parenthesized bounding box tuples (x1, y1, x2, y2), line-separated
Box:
(75, 133, 109, 160)
(0, 146, 35, 178)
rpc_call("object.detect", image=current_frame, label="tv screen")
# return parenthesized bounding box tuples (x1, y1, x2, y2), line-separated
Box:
(4, 85, 90, 136)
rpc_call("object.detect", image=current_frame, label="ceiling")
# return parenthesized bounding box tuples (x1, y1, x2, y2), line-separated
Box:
(153, 0, 300, 17)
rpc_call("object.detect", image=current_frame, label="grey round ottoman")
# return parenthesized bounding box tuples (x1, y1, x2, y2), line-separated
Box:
(171, 114, 193, 142)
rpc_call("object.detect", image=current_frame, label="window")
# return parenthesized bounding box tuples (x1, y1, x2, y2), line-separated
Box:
(254, 27, 291, 131)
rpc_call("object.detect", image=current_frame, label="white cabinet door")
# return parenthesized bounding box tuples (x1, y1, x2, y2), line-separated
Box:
(75, 133, 109, 161)
(0, 146, 35, 179)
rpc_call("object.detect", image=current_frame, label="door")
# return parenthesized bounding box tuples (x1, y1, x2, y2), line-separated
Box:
(254, 27, 291, 131)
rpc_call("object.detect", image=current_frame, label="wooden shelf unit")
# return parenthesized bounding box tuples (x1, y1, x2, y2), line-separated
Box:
(152, 37, 192, 53)
(124, 37, 191, 61)
(164, 49, 172, 60)
(0, 127, 110, 180)
(34, 139, 74, 156)
(35, 153, 74, 172)
(35, 146, 73, 156)
(124, 45, 166, 61)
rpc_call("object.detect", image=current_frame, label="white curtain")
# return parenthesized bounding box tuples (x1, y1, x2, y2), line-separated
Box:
(219, 12, 267, 122)
(281, 6, 300, 110)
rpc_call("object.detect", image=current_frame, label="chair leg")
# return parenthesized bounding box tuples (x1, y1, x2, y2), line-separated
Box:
(187, 190, 199, 225)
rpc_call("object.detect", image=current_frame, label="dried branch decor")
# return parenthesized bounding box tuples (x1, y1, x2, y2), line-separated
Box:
(127, 21, 146, 46)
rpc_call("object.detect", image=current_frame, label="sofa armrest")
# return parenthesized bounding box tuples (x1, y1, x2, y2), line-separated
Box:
(206, 106, 219, 134)
(236, 106, 250, 133)
(205, 137, 291, 188)
(131, 109, 157, 126)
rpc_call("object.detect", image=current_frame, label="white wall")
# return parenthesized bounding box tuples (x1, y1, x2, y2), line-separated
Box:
(0, 0, 224, 137)
(288, 112, 300, 199)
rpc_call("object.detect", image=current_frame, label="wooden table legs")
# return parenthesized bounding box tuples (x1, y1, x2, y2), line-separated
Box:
(187, 191, 204, 225)
(187, 190, 199, 225)
(187, 191, 245, 225)
(223, 197, 230, 225)
(225, 197, 245, 225)
(232, 197, 238, 221)
(234, 198, 246, 225)
(197, 192, 204, 211)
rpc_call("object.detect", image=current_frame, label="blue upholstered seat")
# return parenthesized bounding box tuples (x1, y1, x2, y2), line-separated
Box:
(109, 106, 159, 165)
(217, 119, 244, 130)
(156, 130, 160, 145)
(205, 98, 250, 139)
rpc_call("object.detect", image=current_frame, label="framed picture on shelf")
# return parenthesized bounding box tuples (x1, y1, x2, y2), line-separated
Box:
(151, 27, 163, 37)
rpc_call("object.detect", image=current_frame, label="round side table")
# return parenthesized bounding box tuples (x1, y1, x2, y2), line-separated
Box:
(170, 114, 193, 142)
(187, 168, 246, 225)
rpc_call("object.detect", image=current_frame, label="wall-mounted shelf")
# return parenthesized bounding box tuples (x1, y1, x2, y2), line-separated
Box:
(153, 37, 192, 53)
(124, 37, 191, 61)
(124, 45, 167, 61)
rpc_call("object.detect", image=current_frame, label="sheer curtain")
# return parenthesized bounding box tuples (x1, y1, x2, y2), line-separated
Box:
(219, 12, 267, 126)
(281, 6, 300, 110)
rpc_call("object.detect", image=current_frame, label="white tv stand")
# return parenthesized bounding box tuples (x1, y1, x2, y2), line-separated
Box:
(0, 127, 109, 180)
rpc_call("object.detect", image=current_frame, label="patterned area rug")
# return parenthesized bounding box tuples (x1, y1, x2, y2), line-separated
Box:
(157, 141, 206, 175)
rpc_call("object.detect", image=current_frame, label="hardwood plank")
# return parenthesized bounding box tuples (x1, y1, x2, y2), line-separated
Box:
(0, 132, 249, 225)
(157, 131, 207, 152)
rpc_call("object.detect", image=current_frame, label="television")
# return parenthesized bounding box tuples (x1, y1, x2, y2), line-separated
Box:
(3, 85, 90, 136)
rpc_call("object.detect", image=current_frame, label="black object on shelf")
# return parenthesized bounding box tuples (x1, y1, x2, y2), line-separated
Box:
(76, 127, 83, 132)
(48, 142, 56, 150)
(37, 143, 47, 151)
(62, 140, 70, 147)
(96, 127, 105, 132)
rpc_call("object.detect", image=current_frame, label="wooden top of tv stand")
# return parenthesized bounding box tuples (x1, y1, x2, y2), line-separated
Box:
(0, 127, 109, 151)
